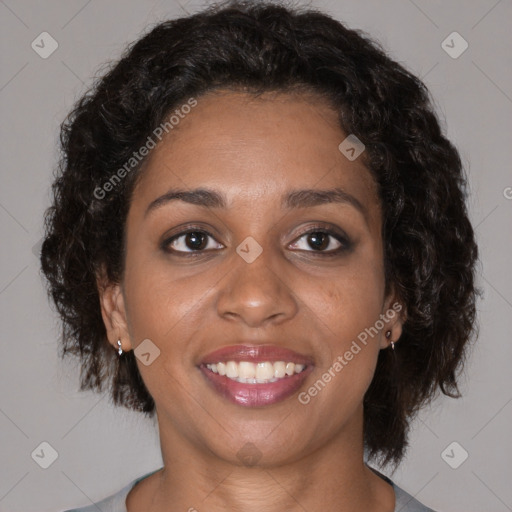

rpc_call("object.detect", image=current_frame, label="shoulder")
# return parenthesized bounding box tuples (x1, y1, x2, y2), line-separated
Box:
(60, 480, 131, 512)
(60, 468, 161, 512)
(393, 483, 438, 512)
(367, 465, 438, 512)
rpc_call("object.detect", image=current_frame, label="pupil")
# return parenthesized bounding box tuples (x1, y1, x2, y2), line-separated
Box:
(187, 232, 207, 250)
(309, 232, 328, 250)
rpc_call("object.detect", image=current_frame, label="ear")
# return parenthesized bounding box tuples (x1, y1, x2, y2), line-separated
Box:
(96, 266, 132, 353)
(379, 288, 406, 350)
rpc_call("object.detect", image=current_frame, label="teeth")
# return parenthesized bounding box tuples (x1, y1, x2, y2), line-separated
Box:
(256, 362, 274, 380)
(239, 361, 256, 379)
(205, 360, 307, 383)
(274, 361, 286, 378)
(226, 361, 238, 378)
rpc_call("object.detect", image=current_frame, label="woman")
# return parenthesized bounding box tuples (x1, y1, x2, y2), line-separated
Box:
(41, 1, 478, 511)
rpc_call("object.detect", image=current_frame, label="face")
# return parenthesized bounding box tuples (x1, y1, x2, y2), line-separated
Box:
(99, 90, 403, 466)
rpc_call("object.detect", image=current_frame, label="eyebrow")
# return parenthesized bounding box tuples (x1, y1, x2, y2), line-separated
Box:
(145, 186, 368, 221)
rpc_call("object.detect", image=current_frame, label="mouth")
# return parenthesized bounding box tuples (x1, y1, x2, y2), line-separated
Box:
(199, 345, 314, 407)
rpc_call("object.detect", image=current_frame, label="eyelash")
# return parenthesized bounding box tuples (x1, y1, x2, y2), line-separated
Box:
(161, 224, 352, 258)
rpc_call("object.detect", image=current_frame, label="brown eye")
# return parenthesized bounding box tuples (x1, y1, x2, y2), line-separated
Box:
(163, 230, 223, 254)
(306, 232, 331, 251)
(289, 229, 351, 254)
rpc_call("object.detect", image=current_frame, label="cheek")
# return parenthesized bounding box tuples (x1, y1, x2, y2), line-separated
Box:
(302, 259, 386, 346)
(121, 241, 206, 349)
(121, 258, 213, 405)
(124, 270, 207, 344)
(295, 257, 385, 407)
(297, 301, 382, 433)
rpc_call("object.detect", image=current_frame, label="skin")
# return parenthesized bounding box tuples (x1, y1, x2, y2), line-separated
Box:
(98, 89, 404, 512)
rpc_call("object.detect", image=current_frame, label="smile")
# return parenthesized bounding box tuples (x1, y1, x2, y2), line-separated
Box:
(205, 360, 306, 383)
(199, 344, 313, 407)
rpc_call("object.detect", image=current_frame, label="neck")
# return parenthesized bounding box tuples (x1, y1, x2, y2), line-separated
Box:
(128, 406, 395, 512)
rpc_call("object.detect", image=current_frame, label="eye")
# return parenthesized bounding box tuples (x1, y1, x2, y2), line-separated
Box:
(162, 225, 352, 257)
(289, 228, 351, 254)
(162, 229, 224, 254)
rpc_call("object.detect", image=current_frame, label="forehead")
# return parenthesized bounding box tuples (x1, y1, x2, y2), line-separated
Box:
(131, 90, 380, 220)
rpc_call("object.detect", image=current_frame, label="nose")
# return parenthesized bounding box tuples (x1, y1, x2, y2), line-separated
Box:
(216, 247, 298, 328)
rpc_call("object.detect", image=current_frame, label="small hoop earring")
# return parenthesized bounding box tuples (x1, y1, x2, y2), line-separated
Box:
(385, 330, 395, 350)
(117, 339, 123, 356)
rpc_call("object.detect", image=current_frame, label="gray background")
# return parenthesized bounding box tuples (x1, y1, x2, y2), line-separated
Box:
(0, 0, 511, 510)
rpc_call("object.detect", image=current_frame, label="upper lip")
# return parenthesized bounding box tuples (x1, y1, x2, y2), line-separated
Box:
(200, 344, 314, 365)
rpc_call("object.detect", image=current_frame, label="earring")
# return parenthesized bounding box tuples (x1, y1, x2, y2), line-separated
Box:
(117, 339, 123, 356)
(385, 330, 395, 351)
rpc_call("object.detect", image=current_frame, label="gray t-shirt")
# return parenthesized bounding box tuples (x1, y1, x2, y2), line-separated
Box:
(62, 466, 436, 511)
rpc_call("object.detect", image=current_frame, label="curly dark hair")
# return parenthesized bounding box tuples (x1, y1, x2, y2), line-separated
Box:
(40, 0, 479, 468)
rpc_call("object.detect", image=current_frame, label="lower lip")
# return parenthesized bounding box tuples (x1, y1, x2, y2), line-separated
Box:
(199, 365, 313, 407)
